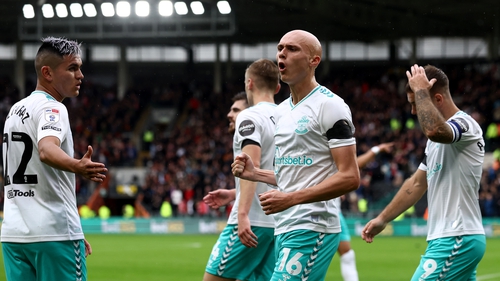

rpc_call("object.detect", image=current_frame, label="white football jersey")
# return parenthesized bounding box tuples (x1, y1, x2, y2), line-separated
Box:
(2, 91, 84, 242)
(273, 85, 356, 235)
(228, 102, 277, 228)
(418, 111, 485, 240)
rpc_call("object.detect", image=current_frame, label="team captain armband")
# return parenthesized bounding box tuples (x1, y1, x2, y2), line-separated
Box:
(447, 117, 469, 143)
(326, 119, 353, 140)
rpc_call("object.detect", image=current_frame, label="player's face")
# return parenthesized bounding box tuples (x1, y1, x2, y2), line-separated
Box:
(407, 91, 417, 115)
(227, 99, 247, 133)
(51, 54, 84, 101)
(276, 32, 312, 86)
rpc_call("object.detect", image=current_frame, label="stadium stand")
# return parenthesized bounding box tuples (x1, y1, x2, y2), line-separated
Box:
(2, 60, 499, 219)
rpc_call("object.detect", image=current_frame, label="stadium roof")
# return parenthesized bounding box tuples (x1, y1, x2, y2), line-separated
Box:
(0, 0, 499, 45)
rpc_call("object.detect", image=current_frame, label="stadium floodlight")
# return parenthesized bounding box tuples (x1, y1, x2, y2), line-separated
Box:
(70, 3, 83, 18)
(217, 1, 231, 14)
(190, 1, 204, 15)
(83, 3, 97, 17)
(55, 3, 68, 18)
(135, 1, 150, 17)
(116, 1, 131, 17)
(23, 4, 35, 19)
(101, 2, 115, 17)
(42, 4, 55, 18)
(158, 1, 173, 17)
(174, 2, 188, 15)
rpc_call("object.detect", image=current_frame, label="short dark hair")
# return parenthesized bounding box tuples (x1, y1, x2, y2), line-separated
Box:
(35, 37, 82, 76)
(405, 64, 449, 96)
(232, 91, 248, 104)
(38, 37, 82, 57)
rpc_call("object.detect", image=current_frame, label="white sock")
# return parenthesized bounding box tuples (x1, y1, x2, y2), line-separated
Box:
(340, 249, 359, 281)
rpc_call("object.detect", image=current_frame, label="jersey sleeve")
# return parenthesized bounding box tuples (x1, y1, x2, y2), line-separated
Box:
(234, 109, 263, 150)
(36, 101, 70, 144)
(319, 97, 356, 149)
(446, 115, 482, 144)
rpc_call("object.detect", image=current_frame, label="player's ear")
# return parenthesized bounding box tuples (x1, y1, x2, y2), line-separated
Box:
(246, 78, 253, 91)
(434, 93, 444, 105)
(310, 55, 320, 67)
(41, 65, 53, 81)
(274, 83, 281, 94)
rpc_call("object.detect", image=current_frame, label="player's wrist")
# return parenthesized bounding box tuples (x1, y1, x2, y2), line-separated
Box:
(371, 146, 380, 155)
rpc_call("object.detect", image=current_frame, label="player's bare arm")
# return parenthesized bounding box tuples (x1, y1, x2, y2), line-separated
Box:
(238, 144, 261, 248)
(259, 144, 360, 215)
(232, 152, 277, 185)
(39, 137, 107, 182)
(356, 142, 394, 169)
(362, 169, 427, 243)
(203, 189, 236, 209)
(291, 144, 359, 204)
(84, 239, 92, 257)
(407, 64, 453, 143)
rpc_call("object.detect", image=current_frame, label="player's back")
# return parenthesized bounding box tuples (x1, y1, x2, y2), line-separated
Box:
(2, 91, 83, 243)
(229, 101, 277, 227)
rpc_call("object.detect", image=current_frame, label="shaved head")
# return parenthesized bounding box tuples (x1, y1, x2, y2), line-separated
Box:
(283, 30, 322, 59)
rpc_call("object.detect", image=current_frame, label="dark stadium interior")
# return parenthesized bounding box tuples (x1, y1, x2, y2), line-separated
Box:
(1, 0, 500, 45)
(0, 0, 500, 218)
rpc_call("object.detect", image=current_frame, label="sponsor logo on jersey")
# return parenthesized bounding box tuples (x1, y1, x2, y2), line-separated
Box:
(238, 120, 255, 136)
(44, 108, 60, 123)
(295, 116, 310, 135)
(275, 155, 314, 166)
(274, 146, 314, 174)
(426, 163, 442, 180)
(41, 125, 62, 131)
(7, 189, 35, 199)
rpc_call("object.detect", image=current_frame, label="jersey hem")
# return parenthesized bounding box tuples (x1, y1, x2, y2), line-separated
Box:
(426, 230, 486, 241)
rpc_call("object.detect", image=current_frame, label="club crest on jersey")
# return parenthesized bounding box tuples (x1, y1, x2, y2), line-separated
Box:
(295, 116, 310, 135)
(44, 108, 60, 123)
(238, 120, 255, 136)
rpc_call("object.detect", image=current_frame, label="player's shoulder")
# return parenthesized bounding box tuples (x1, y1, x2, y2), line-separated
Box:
(315, 86, 344, 103)
(449, 111, 482, 133)
(242, 103, 276, 118)
(309, 86, 345, 107)
(26, 91, 63, 106)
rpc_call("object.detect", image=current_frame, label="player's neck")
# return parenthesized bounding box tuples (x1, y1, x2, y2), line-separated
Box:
(252, 91, 275, 105)
(289, 79, 319, 105)
(35, 82, 63, 102)
(441, 103, 460, 120)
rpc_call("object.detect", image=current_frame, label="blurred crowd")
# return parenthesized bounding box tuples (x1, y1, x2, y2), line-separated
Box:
(1, 62, 500, 218)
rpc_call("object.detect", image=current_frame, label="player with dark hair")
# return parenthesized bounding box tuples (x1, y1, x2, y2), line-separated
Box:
(2, 37, 107, 281)
(362, 64, 486, 281)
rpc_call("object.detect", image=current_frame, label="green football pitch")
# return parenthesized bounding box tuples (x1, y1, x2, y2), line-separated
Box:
(0, 234, 499, 281)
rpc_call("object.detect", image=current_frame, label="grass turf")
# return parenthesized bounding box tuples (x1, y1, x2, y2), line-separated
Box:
(0, 234, 498, 280)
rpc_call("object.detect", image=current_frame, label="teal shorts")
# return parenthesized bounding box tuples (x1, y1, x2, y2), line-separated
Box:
(339, 212, 351, 242)
(205, 224, 275, 281)
(411, 235, 486, 281)
(272, 229, 339, 281)
(2, 240, 87, 281)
